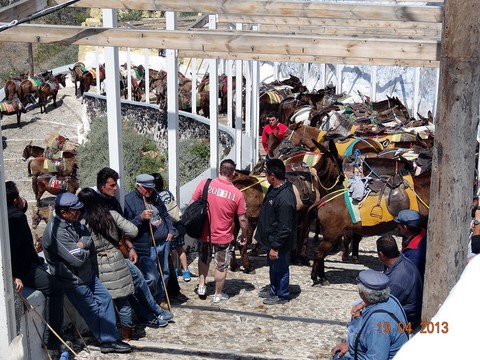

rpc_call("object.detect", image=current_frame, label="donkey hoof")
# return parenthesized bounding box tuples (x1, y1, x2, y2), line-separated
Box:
(312, 278, 330, 286)
(243, 267, 256, 275)
(351, 256, 359, 264)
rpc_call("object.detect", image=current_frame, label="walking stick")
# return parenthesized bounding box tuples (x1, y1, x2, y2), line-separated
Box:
(143, 196, 172, 312)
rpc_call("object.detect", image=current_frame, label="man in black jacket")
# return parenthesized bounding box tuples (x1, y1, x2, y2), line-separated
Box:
(6, 181, 64, 357)
(255, 159, 297, 305)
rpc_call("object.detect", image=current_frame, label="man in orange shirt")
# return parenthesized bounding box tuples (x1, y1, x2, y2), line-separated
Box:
(261, 112, 288, 155)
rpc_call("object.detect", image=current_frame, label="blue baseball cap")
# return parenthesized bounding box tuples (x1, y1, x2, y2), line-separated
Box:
(356, 270, 389, 290)
(394, 209, 421, 227)
(55, 192, 83, 209)
(136, 174, 155, 188)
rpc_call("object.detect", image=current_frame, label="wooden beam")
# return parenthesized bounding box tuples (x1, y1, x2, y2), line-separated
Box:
(0, 0, 48, 22)
(212, 24, 441, 40)
(423, 0, 480, 321)
(0, 24, 440, 64)
(67, 0, 443, 23)
(178, 50, 440, 68)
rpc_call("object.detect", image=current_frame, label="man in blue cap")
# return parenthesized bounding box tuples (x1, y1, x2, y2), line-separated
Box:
(124, 173, 175, 310)
(43, 192, 131, 354)
(331, 270, 409, 360)
(394, 209, 427, 279)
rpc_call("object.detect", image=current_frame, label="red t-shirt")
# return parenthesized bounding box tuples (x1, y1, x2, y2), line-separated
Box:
(261, 122, 288, 152)
(192, 177, 247, 244)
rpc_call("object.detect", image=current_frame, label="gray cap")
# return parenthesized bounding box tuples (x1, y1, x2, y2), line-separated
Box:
(394, 209, 421, 227)
(136, 174, 155, 188)
(356, 270, 389, 290)
(55, 192, 83, 209)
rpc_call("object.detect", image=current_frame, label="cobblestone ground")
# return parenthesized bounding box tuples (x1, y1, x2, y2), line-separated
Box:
(2, 79, 384, 360)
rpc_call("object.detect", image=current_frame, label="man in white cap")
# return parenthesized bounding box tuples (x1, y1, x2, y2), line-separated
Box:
(42, 192, 131, 354)
(331, 270, 409, 360)
(124, 173, 175, 310)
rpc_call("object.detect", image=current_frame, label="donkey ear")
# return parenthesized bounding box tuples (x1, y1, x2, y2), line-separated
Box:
(311, 138, 326, 153)
(328, 139, 339, 158)
(28, 140, 32, 146)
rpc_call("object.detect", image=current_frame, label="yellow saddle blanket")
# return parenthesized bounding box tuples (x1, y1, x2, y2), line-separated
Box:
(347, 174, 419, 226)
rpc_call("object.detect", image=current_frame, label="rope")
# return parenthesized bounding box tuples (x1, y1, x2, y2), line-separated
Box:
(318, 174, 341, 191)
(317, 189, 348, 208)
(239, 177, 266, 192)
(0, 0, 80, 33)
(403, 179, 430, 209)
(19, 294, 79, 357)
(63, 305, 89, 353)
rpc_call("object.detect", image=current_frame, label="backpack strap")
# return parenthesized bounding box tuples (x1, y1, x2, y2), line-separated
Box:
(203, 178, 212, 239)
(353, 305, 408, 360)
(202, 178, 212, 201)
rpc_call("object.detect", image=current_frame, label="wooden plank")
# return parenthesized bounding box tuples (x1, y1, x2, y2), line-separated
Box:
(211, 24, 441, 40)
(178, 51, 440, 68)
(0, 24, 440, 64)
(217, 15, 443, 31)
(0, 0, 48, 22)
(67, 0, 443, 23)
(423, 0, 480, 321)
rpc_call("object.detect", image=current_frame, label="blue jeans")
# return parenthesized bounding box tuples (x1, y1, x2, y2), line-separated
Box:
(126, 260, 163, 322)
(138, 242, 170, 301)
(64, 275, 119, 343)
(114, 296, 132, 327)
(267, 249, 290, 299)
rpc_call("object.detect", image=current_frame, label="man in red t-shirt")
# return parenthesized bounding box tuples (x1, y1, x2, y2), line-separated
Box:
(261, 112, 288, 154)
(190, 159, 248, 303)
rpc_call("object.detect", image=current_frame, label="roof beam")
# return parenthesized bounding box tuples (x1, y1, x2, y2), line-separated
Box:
(0, 23, 440, 66)
(0, 0, 48, 22)
(66, 0, 443, 23)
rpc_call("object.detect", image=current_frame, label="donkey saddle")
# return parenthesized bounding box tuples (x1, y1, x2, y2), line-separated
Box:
(367, 173, 410, 218)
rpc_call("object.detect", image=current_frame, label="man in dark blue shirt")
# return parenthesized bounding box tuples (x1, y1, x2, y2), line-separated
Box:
(394, 210, 427, 279)
(377, 235, 423, 328)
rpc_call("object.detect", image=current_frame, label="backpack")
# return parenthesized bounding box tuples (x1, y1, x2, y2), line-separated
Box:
(181, 178, 212, 238)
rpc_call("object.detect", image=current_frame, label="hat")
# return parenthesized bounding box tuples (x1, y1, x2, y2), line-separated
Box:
(136, 174, 155, 189)
(55, 192, 83, 209)
(356, 270, 389, 290)
(394, 209, 421, 227)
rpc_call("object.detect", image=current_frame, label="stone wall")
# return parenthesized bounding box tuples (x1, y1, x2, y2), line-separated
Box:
(83, 95, 234, 156)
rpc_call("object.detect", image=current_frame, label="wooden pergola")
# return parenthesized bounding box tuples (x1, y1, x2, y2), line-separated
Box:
(0, 0, 479, 352)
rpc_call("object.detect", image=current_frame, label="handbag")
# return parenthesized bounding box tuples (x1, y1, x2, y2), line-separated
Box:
(105, 232, 130, 259)
(165, 199, 182, 223)
(118, 237, 130, 258)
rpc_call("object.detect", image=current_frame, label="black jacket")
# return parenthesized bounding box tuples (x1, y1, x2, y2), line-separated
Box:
(255, 180, 297, 252)
(8, 206, 42, 279)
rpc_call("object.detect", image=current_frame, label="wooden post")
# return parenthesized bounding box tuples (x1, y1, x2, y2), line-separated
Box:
(423, 0, 480, 321)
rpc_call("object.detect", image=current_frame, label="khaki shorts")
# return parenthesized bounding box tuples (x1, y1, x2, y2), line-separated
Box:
(197, 240, 235, 273)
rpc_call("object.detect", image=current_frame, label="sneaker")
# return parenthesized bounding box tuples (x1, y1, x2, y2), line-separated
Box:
(258, 287, 273, 298)
(197, 284, 207, 296)
(157, 309, 174, 322)
(100, 341, 132, 354)
(141, 317, 168, 328)
(263, 296, 288, 305)
(212, 292, 229, 303)
(182, 268, 191, 282)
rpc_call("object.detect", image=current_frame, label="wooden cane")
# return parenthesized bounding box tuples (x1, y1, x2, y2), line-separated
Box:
(143, 196, 172, 312)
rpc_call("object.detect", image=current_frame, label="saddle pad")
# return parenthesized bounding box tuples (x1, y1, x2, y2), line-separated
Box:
(344, 191, 361, 224)
(88, 69, 97, 79)
(266, 91, 283, 104)
(0, 102, 15, 113)
(358, 174, 419, 226)
(303, 152, 322, 167)
(290, 106, 311, 123)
